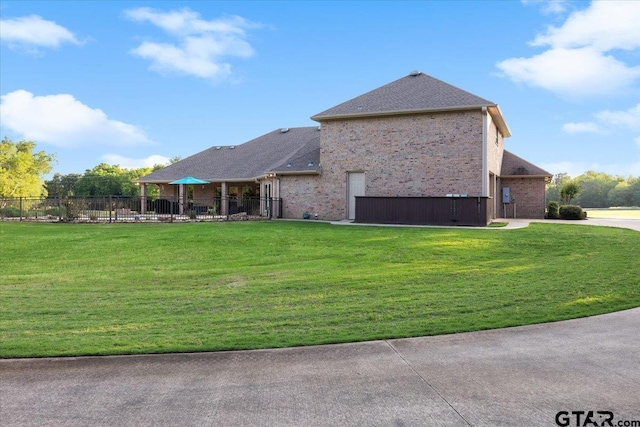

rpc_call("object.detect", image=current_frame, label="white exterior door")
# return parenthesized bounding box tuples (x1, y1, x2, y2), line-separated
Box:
(347, 172, 365, 220)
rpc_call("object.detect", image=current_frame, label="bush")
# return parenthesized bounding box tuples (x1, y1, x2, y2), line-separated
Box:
(559, 205, 585, 220)
(547, 201, 560, 219)
(0, 206, 21, 217)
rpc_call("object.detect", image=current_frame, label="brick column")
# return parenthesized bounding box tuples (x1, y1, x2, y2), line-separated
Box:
(221, 182, 228, 216)
(140, 183, 147, 214)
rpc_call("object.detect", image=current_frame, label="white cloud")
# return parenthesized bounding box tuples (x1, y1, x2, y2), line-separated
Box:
(531, 1, 640, 51)
(497, 47, 640, 98)
(595, 104, 640, 130)
(124, 7, 260, 79)
(562, 121, 601, 134)
(521, 0, 569, 15)
(0, 90, 153, 148)
(563, 104, 640, 141)
(101, 154, 171, 169)
(498, 1, 640, 97)
(124, 8, 256, 36)
(0, 15, 82, 50)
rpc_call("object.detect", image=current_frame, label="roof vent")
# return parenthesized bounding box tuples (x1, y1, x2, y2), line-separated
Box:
(409, 70, 422, 76)
(215, 146, 221, 150)
(280, 128, 289, 133)
(308, 161, 314, 167)
(317, 126, 321, 131)
(229, 146, 235, 149)
(286, 162, 291, 168)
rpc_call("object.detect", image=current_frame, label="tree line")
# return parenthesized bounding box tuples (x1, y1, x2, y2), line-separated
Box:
(2, 137, 638, 208)
(546, 171, 640, 208)
(45, 163, 163, 198)
(1, 137, 168, 200)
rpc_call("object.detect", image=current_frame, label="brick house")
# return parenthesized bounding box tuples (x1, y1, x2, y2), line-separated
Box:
(138, 72, 551, 223)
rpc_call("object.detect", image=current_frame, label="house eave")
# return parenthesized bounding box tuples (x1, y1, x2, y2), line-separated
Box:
(502, 174, 553, 182)
(311, 105, 496, 122)
(487, 105, 511, 138)
(137, 177, 265, 184)
(269, 170, 321, 176)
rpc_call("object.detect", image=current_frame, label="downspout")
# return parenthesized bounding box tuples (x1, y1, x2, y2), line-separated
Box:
(481, 107, 488, 197)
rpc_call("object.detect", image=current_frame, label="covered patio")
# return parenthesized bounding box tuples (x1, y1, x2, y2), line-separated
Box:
(138, 178, 281, 218)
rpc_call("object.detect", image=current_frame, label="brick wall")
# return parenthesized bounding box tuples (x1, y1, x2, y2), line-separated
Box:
(486, 115, 504, 176)
(291, 111, 485, 220)
(279, 175, 323, 219)
(499, 178, 547, 219)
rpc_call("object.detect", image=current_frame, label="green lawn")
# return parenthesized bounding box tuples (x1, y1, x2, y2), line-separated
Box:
(1, 221, 639, 358)
(584, 208, 640, 219)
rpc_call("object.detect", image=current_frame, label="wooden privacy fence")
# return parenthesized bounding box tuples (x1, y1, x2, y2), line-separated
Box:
(355, 196, 491, 226)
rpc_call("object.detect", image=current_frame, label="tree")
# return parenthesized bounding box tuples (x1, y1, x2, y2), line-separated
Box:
(607, 181, 633, 207)
(0, 137, 55, 201)
(560, 182, 580, 204)
(630, 177, 640, 207)
(546, 173, 571, 203)
(573, 171, 621, 208)
(75, 163, 133, 196)
(73, 163, 161, 197)
(45, 173, 82, 197)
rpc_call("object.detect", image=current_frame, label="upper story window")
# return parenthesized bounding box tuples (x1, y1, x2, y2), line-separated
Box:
(495, 124, 500, 146)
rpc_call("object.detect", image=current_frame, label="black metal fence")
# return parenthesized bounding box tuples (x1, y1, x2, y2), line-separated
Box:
(0, 196, 282, 222)
(355, 196, 491, 226)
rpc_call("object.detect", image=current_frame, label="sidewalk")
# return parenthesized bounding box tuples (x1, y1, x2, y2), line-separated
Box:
(2, 309, 639, 426)
(327, 217, 640, 232)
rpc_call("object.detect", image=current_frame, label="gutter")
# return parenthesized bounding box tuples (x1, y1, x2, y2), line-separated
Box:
(482, 107, 488, 198)
(269, 170, 321, 176)
(311, 104, 496, 122)
(501, 174, 553, 182)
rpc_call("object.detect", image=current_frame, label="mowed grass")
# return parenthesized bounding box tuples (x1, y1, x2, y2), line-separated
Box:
(1, 221, 639, 358)
(584, 208, 640, 219)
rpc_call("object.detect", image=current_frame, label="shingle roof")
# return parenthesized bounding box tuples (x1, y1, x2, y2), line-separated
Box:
(501, 150, 552, 177)
(138, 127, 321, 183)
(311, 71, 496, 121)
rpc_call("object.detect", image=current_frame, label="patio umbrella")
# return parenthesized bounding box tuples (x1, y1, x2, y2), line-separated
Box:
(169, 176, 210, 185)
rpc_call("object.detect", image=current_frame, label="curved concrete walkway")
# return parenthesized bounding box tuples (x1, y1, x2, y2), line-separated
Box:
(502, 217, 640, 232)
(2, 309, 639, 426)
(328, 217, 640, 232)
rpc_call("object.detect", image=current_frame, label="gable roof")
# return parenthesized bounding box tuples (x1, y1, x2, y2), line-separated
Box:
(312, 71, 494, 119)
(139, 127, 320, 183)
(311, 71, 511, 137)
(501, 150, 552, 178)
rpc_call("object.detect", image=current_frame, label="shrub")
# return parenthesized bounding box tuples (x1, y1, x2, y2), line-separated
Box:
(559, 205, 584, 220)
(0, 206, 21, 217)
(547, 201, 560, 219)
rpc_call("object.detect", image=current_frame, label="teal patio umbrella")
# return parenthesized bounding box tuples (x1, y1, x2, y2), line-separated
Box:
(169, 176, 210, 185)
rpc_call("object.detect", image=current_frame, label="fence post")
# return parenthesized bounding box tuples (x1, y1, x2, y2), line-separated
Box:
(109, 196, 112, 223)
(19, 197, 23, 221)
(58, 197, 62, 221)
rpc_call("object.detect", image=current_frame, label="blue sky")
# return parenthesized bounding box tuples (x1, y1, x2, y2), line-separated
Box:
(1, 0, 639, 178)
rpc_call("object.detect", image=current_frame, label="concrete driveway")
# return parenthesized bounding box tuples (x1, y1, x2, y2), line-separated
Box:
(505, 217, 640, 232)
(2, 308, 639, 427)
